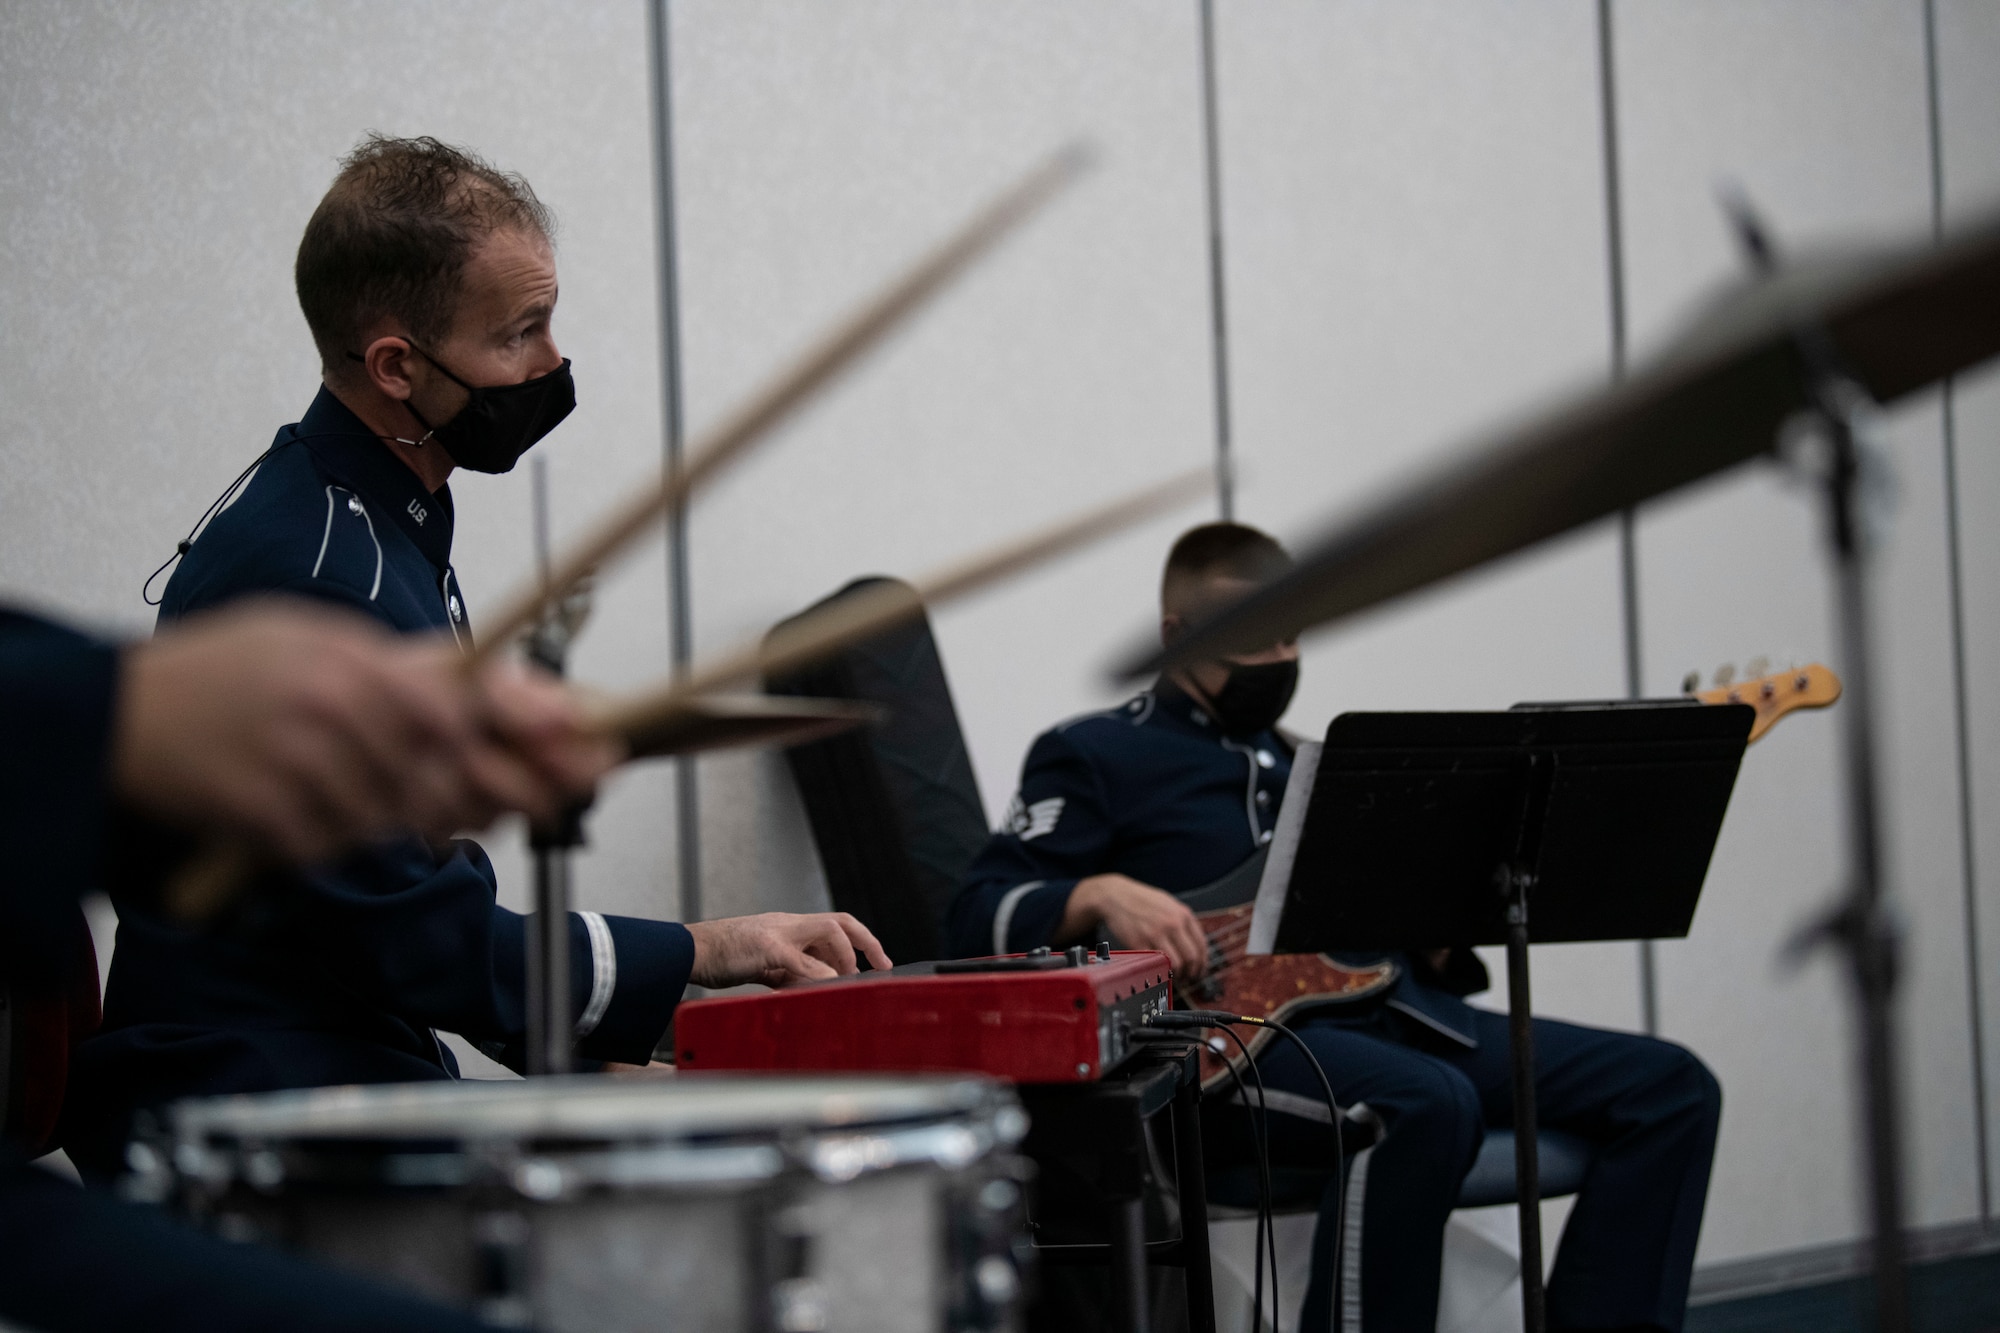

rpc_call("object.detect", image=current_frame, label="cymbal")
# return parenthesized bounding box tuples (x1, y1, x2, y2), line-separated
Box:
(619, 694, 881, 760)
(1124, 201, 2000, 676)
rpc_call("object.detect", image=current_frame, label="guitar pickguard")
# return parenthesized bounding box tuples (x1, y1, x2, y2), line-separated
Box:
(1189, 902, 1400, 1092)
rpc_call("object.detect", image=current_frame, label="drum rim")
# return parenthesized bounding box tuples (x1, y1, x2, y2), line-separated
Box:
(168, 1072, 1015, 1143)
(149, 1076, 1028, 1200)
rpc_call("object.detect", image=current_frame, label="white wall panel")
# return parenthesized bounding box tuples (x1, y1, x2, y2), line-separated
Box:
(1212, 0, 1638, 1029)
(1615, 0, 1974, 1261)
(5, 0, 1997, 1276)
(0, 1, 679, 925)
(1937, 0, 2000, 1223)
(666, 1, 1215, 920)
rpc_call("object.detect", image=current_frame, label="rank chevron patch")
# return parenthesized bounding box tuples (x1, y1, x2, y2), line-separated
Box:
(1003, 794, 1065, 843)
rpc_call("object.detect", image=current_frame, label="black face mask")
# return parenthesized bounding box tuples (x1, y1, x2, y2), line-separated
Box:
(356, 348, 577, 475)
(1208, 659, 1299, 737)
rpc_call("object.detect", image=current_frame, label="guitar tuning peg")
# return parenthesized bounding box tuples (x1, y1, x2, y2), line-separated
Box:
(1746, 655, 1770, 680)
(1713, 663, 1736, 687)
(1681, 671, 1700, 695)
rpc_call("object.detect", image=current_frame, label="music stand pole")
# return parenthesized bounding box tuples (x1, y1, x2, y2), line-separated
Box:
(1502, 864, 1546, 1333)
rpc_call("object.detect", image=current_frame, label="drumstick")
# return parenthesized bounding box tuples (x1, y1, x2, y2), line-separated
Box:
(470, 142, 1093, 667)
(590, 468, 1212, 748)
(163, 145, 1090, 922)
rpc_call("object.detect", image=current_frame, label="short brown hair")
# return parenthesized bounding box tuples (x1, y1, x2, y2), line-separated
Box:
(1162, 522, 1292, 615)
(295, 134, 554, 370)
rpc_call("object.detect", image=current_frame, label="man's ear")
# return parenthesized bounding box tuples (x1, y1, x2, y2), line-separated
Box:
(358, 335, 419, 403)
(1160, 613, 1183, 648)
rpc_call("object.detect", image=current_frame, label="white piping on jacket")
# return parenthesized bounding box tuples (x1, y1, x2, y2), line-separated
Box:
(574, 911, 616, 1037)
(310, 486, 383, 601)
(992, 881, 1043, 956)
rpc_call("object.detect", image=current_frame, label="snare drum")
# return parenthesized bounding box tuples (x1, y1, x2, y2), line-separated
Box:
(133, 1073, 1030, 1333)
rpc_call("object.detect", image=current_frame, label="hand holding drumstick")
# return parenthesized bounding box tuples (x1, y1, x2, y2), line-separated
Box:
(117, 600, 616, 866)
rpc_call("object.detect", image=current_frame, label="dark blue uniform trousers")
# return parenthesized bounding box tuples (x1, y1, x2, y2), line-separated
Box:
(1251, 1007, 1720, 1333)
(0, 1151, 496, 1332)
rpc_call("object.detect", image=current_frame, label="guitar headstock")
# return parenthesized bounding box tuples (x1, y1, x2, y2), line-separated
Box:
(1690, 663, 1841, 744)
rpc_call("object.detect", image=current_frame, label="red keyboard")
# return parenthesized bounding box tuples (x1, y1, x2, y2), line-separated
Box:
(672, 948, 1175, 1083)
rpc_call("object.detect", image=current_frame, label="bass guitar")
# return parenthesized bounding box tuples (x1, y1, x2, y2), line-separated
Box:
(1181, 664, 1841, 1091)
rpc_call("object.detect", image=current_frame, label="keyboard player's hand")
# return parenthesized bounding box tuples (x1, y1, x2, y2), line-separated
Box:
(687, 911, 894, 988)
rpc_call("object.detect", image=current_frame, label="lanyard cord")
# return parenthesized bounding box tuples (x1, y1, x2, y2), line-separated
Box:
(140, 428, 368, 607)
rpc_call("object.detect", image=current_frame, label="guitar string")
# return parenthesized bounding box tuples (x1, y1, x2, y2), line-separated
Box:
(1201, 947, 1392, 991)
(1202, 921, 1258, 957)
(1195, 917, 1392, 987)
(1200, 909, 1256, 943)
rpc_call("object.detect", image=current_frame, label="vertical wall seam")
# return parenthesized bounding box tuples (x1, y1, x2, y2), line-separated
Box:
(1596, 0, 1658, 1037)
(649, 0, 703, 922)
(1922, 0, 1990, 1227)
(1196, 0, 1235, 521)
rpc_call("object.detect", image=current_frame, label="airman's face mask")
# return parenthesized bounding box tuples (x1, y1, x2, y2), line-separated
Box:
(1209, 658, 1299, 737)
(352, 348, 576, 475)
(405, 349, 576, 475)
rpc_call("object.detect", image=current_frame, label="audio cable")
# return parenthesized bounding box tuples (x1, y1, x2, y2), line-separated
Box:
(1135, 1019, 1278, 1324)
(1140, 1009, 1351, 1332)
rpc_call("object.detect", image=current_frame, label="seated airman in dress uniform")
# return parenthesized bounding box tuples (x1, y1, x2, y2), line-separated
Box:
(4, 598, 603, 1331)
(948, 521, 1723, 1333)
(62, 135, 891, 1180)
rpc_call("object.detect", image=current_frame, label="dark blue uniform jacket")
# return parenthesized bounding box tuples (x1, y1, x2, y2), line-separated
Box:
(64, 389, 695, 1177)
(945, 682, 1486, 1046)
(0, 613, 118, 983)
(0, 610, 498, 1332)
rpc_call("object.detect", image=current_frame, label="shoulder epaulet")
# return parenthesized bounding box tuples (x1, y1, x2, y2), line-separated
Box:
(306, 484, 386, 602)
(175, 440, 384, 609)
(1054, 692, 1155, 736)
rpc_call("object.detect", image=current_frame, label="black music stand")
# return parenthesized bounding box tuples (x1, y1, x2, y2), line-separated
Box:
(1267, 700, 1753, 1333)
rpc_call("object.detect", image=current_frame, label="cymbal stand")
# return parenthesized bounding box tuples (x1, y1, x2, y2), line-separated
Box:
(1731, 202, 1911, 1333)
(526, 801, 583, 1077)
(1793, 378, 1910, 1333)
(523, 459, 592, 1077)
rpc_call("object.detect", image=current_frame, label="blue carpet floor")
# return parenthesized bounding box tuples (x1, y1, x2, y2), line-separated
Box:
(1686, 1249, 2000, 1333)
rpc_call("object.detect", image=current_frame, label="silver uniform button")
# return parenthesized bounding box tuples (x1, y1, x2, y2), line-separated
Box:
(1260, 830, 1273, 844)
(1192, 710, 1208, 726)
(1256, 790, 1271, 806)
(448, 594, 463, 621)
(1256, 749, 1275, 768)
(347, 496, 364, 516)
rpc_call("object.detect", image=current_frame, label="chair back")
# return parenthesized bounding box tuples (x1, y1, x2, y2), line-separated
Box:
(1, 905, 101, 1157)
(766, 577, 988, 964)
